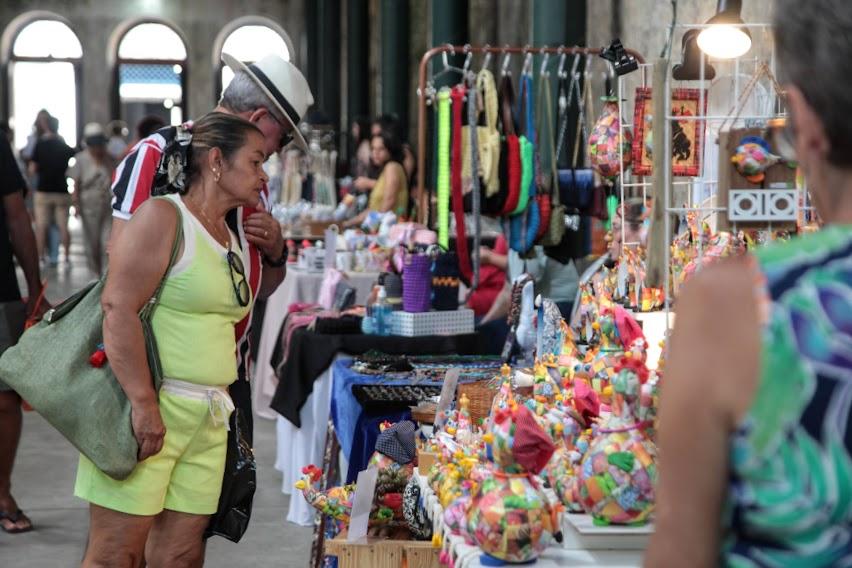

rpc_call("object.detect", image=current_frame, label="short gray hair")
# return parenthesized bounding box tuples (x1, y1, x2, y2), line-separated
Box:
(219, 71, 286, 124)
(775, 0, 852, 167)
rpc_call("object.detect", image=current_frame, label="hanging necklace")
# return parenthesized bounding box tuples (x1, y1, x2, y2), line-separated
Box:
(187, 197, 230, 249)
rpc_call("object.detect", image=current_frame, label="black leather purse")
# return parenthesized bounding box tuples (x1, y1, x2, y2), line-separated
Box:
(204, 402, 256, 542)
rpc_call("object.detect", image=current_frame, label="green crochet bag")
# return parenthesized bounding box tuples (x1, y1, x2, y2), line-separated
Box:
(0, 197, 183, 480)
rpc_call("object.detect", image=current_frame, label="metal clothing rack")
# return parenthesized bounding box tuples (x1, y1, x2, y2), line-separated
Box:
(414, 43, 646, 226)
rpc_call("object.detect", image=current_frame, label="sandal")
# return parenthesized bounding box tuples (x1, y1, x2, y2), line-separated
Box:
(0, 509, 33, 534)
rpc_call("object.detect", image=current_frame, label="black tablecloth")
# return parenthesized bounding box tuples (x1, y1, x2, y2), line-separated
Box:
(270, 329, 483, 427)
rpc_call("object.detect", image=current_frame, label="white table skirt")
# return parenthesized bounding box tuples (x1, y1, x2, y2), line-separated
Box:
(253, 268, 377, 420)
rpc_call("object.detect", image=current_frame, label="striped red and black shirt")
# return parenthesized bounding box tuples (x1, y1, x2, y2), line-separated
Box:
(111, 124, 267, 381)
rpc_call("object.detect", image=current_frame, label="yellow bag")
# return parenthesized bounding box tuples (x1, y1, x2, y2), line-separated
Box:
(462, 69, 501, 197)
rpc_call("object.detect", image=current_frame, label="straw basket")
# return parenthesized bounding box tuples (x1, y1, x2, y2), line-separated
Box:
(457, 379, 498, 426)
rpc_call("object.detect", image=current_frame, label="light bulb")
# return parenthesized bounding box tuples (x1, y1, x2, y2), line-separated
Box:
(697, 25, 752, 59)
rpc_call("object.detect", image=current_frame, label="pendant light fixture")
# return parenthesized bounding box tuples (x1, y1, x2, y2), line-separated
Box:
(697, 0, 752, 59)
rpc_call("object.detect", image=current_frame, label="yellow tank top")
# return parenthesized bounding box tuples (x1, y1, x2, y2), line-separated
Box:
(368, 161, 409, 217)
(150, 194, 252, 387)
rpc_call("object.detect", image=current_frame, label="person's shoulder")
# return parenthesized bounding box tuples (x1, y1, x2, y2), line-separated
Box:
(677, 255, 756, 318)
(131, 195, 180, 230)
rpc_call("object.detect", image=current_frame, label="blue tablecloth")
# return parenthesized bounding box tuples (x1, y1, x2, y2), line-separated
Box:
(330, 357, 502, 482)
(331, 359, 445, 458)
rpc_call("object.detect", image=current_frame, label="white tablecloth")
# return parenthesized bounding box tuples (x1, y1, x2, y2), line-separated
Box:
(275, 362, 332, 526)
(253, 268, 378, 420)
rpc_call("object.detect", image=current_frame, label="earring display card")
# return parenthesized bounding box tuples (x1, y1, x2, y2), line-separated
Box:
(717, 126, 798, 230)
(632, 87, 708, 177)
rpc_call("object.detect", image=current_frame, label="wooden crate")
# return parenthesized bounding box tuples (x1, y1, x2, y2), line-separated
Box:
(325, 532, 439, 568)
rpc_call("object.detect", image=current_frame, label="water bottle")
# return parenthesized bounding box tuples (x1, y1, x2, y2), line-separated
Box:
(361, 302, 374, 334)
(373, 285, 391, 336)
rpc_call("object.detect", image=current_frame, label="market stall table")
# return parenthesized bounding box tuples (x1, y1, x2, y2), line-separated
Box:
(253, 267, 379, 419)
(273, 332, 485, 526)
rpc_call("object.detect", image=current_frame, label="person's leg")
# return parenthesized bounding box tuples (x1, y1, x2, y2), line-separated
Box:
(32, 192, 49, 261)
(55, 194, 71, 263)
(81, 504, 154, 568)
(79, 194, 103, 274)
(0, 390, 28, 532)
(145, 510, 210, 568)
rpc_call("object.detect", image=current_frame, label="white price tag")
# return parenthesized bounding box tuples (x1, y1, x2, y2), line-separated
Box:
(433, 368, 461, 431)
(347, 467, 379, 542)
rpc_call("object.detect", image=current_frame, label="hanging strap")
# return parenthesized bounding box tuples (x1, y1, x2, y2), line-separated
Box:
(478, 69, 499, 132)
(500, 75, 522, 216)
(538, 73, 560, 206)
(468, 78, 482, 291)
(436, 89, 452, 249)
(572, 75, 591, 170)
(451, 85, 473, 283)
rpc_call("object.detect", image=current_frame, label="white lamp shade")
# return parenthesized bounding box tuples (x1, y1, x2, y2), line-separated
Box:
(697, 25, 752, 59)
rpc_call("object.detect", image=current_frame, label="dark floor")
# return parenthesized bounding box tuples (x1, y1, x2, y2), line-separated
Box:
(3, 220, 313, 567)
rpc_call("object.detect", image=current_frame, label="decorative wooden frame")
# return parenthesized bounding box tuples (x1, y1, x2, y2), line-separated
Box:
(632, 87, 708, 177)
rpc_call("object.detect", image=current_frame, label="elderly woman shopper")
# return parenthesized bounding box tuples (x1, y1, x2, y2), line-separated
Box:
(76, 112, 266, 567)
(646, 0, 852, 565)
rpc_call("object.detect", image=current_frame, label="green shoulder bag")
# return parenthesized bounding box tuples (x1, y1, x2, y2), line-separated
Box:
(0, 197, 183, 480)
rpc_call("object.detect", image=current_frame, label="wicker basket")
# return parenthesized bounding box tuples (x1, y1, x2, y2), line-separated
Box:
(457, 379, 498, 426)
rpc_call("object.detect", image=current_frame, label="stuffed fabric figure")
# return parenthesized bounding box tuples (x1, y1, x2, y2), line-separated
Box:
(516, 280, 537, 362)
(577, 357, 657, 525)
(467, 404, 561, 564)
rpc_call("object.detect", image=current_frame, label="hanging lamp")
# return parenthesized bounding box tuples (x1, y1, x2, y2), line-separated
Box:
(697, 0, 752, 59)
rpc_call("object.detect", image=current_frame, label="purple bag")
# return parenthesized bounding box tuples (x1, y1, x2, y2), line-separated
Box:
(403, 254, 432, 313)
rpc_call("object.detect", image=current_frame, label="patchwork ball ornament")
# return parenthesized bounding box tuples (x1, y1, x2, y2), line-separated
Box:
(467, 405, 561, 564)
(731, 135, 780, 183)
(577, 357, 657, 525)
(588, 97, 633, 179)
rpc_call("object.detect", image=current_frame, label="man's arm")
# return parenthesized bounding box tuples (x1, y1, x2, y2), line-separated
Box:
(108, 139, 161, 255)
(5, 192, 44, 316)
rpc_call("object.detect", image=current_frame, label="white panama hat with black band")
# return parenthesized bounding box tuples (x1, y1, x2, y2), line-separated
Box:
(221, 52, 314, 150)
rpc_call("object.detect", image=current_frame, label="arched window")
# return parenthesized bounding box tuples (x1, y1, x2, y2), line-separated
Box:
(213, 18, 293, 100)
(4, 16, 82, 151)
(115, 21, 187, 128)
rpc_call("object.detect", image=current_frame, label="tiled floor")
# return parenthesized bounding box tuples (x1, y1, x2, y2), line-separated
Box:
(3, 221, 313, 567)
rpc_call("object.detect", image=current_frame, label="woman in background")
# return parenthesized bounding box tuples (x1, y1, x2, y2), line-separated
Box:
(344, 130, 409, 227)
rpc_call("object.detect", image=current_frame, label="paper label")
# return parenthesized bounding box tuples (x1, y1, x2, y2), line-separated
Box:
(433, 368, 461, 431)
(347, 467, 379, 542)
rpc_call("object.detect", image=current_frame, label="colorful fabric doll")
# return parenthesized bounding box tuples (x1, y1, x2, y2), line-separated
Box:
(731, 135, 781, 183)
(295, 465, 355, 530)
(588, 96, 633, 179)
(467, 404, 561, 564)
(577, 357, 657, 525)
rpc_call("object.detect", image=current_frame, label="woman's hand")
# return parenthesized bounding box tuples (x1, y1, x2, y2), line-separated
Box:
(353, 177, 375, 192)
(131, 399, 166, 461)
(480, 247, 493, 266)
(244, 210, 285, 260)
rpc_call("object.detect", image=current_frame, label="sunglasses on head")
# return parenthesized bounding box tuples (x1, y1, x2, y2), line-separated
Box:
(227, 250, 251, 307)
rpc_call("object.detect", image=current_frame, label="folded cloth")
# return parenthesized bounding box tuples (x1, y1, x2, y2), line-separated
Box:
(375, 420, 417, 464)
(313, 315, 363, 335)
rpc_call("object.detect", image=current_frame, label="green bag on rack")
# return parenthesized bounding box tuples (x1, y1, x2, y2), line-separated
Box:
(0, 197, 183, 480)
